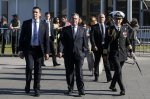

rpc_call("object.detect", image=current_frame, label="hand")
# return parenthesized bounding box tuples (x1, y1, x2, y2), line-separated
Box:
(45, 54, 49, 60)
(94, 46, 98, 51)
(128, 48, 132, 52)
(103, 55, 107, 64)
(87, 47, 92, 53)
(58, 52, 62, 58)
(18, 51, 24, 59)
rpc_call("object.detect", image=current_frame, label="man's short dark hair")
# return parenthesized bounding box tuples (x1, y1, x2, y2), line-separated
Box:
(32, 6, 41, 12)
(45, 12, 50, 16)
(62, 15, 67, 19)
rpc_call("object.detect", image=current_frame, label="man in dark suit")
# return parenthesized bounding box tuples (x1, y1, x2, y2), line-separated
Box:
(59, 13, 88, 96)
(42, 12, 60, 67)
(90, 14, 112, 82)
(18, 7, 49, 97)
(103, 11, 133, 95)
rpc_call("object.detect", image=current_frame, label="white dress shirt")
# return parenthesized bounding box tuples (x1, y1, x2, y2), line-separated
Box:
(46, 20, 51, 36)
(72, 25, 78, 39)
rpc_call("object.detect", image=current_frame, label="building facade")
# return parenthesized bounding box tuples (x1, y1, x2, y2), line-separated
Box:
(0, 0, 150, 26)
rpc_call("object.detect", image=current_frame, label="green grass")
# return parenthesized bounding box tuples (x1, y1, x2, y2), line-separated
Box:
(135, 45, 150, 52)
(1, 44, 150, 55)
(1, 44, 12, 54)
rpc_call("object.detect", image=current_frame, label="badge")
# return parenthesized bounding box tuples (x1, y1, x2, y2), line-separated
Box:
(123, 32, 127, 37)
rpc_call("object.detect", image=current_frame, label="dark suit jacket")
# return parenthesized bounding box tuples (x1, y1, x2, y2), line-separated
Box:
(60, 25, 88, 59)
(43, 20, 54, 41)
(90, 23, 106, 50)
(18, 19, 49, 55)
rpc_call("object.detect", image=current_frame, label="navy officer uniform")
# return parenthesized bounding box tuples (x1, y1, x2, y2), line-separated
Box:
(103, 11, 132, 96)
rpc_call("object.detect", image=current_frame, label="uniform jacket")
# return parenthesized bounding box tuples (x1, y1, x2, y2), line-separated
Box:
(104, 25, 131, 61)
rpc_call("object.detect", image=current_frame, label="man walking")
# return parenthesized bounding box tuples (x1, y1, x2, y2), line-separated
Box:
(103, 11, 133, 95)
(18, 7, 49, 97)
(90, 14, 112, 82)
(59, 13, 88, 97)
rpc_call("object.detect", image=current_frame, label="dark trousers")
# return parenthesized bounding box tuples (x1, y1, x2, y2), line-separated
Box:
(93, 50, 112, 81)
(24, 46, 43, 91)
(64, 56, 84, 92)
(1, 37, 6, 54)
(110, 58, 125, 91)
(11, 34, 19, 54)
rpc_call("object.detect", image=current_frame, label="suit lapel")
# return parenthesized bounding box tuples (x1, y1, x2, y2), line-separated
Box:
(29, 19, 32, 41)
(97, 24, 102, 37)
(74, 26, 81, 40)
(68, 26, 74, 40)
(39, 20, 42, 38)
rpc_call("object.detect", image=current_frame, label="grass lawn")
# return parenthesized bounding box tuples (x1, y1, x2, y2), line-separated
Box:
(0, 44, 150, 55)
(135, 44, 150, 52)
(0, 44, 12, 54)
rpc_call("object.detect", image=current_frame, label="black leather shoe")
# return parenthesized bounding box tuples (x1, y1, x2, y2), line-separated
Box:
(34, 90, 40, 97)
(25, 85, 30, 94)
(107, 78, 112, 83)
(109, 86, 117, 92)
(78, 91, 85, 97)
(53, 63, 61, 67)
(41, 64, 46, 66)
(120, 90, 125, 95)
(64, 90, 73, 95)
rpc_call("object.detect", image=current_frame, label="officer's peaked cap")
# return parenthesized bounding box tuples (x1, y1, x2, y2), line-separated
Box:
(114, 11, 125, 19)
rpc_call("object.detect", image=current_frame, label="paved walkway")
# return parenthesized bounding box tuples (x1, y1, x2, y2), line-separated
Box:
(0, 56, 150, 99)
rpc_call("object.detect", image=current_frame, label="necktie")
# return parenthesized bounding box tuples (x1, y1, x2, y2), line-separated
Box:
(101, 24, 104, 35)
(33, 21, 38, 45)
(118, 27, 120, 31)
(72, 26, 77, 39)
(101, 24, 105, 44)
(47, 21, 51, 36)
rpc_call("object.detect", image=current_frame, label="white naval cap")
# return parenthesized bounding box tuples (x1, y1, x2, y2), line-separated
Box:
(110, 11, 125, 19)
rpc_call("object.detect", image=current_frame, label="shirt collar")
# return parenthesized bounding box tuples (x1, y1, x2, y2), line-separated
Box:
(32, 19, 40, 23)
(46, 20, 50, 22)
(72, 25, 78, 28)
(115, 25, 121, 29)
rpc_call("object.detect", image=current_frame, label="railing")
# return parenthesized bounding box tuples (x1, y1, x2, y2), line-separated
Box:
(0, 26, 150, 56)
(0, 28, 20, 56)
(136, 26, 150, 56)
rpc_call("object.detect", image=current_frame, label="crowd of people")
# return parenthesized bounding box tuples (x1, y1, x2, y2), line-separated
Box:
(0, 6, 141, 97)
(0, 14, 20, 54)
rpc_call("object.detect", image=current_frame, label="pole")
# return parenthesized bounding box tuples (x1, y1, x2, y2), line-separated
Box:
(139, 0, 143, 26)
(127, 0, 132, 22)
(16, 0, 18, 14)
(112, 0, 116, 11)
(54, 0, 58, 17)
(100, 0, 105, 14)
(0, 0, 2, 18)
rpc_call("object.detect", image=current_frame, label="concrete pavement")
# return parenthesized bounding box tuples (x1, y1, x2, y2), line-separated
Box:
(0, 56, 150, 99)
